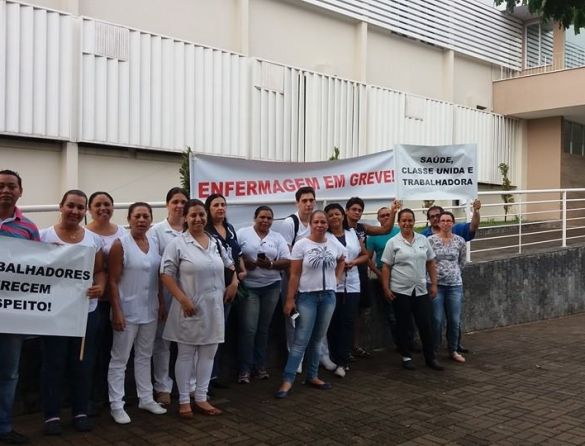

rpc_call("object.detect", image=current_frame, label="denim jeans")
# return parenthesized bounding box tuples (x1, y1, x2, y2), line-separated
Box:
(0, 334, 24, 434)
(238, 281, 281, 373)
(327, 292, 360, 367)
(41, 309, 99, 419)
(282, 290, 336, 383)
(432, 284, 463, 353)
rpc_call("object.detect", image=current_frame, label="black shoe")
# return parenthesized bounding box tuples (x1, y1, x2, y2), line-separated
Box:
(43, 420, 62, 436)
(0, 430, 29, 444)
(457, 346, 470, 354)
(426, 360, 444, 371)
(72, 415, 92, 432)
(402, 360, 415, 370)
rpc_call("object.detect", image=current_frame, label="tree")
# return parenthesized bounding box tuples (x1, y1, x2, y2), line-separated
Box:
(495, 0, 585, 32)
(498, 162, 514, 223)
(180, 147, 192, 197)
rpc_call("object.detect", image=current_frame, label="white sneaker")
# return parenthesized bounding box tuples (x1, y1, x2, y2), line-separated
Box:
(320, 355, 337, 371)
(111, 408, 131, 424)
(138, 401, 167, 415)
(334, 366, 346, 378)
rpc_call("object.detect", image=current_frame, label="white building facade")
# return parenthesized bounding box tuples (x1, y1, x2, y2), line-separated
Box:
(1, 0, 536, 219)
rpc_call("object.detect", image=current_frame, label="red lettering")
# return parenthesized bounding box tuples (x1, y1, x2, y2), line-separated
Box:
(198, 182, 210, 198)
(306, 177, 320, 190)
(236, 181, 245, 196)
(283, 179, 296, 192)
(247, 181, 257, 196)
(258, 180, 271, 195)
(211, 182, 223, 195)
(273, 180, 285, 193)
(384, 170, 394, 183)
(350, 173, 358, 186)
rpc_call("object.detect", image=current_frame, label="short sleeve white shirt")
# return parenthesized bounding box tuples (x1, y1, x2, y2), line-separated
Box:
(291, 237, 344, 293)
(236, 226, 291, 288)
(331, 229, 361, 293)
(40, 226, 103, 313)
(278, 212, 310, 247)
(381, 232, 435, 296)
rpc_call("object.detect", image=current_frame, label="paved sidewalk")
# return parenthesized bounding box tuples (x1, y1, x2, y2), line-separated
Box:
(12, 313, 585, 445)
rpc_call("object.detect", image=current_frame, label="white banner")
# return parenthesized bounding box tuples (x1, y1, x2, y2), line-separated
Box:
(190, 151, 396, 204)
(394, 144, 477, 200)
(0, 238, 94, 336)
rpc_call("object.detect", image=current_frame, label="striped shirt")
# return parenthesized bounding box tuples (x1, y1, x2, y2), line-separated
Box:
(0, 207, 40, 241)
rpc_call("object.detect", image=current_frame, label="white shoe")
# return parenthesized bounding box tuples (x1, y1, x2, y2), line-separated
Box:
(320, 355, 337, 371)
(138, 401, 167, 415)
(111, 408, 131, 424)
(333, 366, 346, 378)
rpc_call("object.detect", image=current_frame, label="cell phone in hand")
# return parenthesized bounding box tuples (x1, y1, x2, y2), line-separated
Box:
(257, 252, 266, 260)
(290, 311, 299, 321)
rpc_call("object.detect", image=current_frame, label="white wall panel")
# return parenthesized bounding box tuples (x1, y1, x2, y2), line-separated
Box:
(80, 18, 248, 155)
(454, 106, 519, 185)
(0, 0, 72, 139)
(366, 86, 403, 152)
(304, 72, 365, 161)
(303, 0, 523, 70)
(250, 60, 304, 161)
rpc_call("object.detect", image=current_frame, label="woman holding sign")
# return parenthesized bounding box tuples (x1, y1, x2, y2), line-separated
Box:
(160, 199, 237, 418)
(39, 190, 106, 435)
(107, 202, 167, 425)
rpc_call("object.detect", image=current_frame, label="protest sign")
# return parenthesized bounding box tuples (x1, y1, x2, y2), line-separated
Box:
(190, 151, 397, 204)
(394, 144, 477, 200)
(0, 237, 94, 336)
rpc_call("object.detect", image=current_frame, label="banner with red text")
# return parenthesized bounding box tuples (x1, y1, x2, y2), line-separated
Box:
(394, 144, 477, 200)
(191, 151, 396, 203)
(0, 237, 94, 336)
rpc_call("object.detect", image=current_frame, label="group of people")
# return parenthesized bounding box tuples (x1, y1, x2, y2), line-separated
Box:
(0, 169, 481, 444)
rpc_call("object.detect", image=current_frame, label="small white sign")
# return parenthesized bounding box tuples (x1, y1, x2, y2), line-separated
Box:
(394, 144, 477, 200)
(0, 237, 94, 336)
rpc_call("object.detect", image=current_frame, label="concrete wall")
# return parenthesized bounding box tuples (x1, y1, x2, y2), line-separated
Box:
(366, 27, 445, 99)
(249, 0, 359, 79)
(461, 245, 585, 330)
(453, 54, 494, 110)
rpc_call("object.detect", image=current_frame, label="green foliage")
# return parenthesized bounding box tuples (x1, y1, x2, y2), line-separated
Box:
(329, 147, 340, 160)
(498, 162, 514, 223)
(180, 147, 192, 197)
(495, 0, 585, 32)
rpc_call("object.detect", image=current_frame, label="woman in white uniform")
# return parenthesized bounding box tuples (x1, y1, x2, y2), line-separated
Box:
(161, 199, 238, 418)
(324, 203, 368, 378)
(148, 187, 188, 406)
(107, 202, 166, 424)
(86, 191, 126, 408)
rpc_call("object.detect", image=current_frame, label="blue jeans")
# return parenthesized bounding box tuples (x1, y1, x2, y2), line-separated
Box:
(432, 285, 463, 353)
(282, 290, 336, 383)
(238, 282, 281, 373)
(0, 334, 24, 434)
(41, 309, 99, 419)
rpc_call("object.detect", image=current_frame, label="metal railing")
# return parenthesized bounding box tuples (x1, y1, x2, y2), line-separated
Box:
(17, 188, 585, 263)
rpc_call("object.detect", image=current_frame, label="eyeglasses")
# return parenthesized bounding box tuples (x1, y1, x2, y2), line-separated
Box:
(428, 213, 441, 219)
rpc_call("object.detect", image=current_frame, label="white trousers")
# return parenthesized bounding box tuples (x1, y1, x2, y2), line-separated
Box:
(108, 320, 157, 410)
(153, 321, 199, 393)
(175, 343, 218, 404)
(152, 321, 174, 393)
